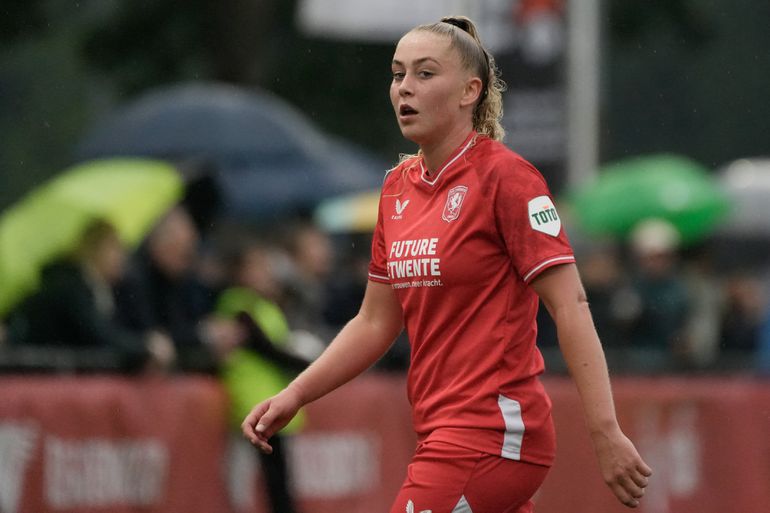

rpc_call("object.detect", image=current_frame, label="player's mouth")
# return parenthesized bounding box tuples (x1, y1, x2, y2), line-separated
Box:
(399, 104, 419, 120)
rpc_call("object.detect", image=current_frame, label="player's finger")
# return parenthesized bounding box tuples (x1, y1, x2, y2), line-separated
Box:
(254, 436, 273, 454)
(241, 402, 270, 442)
(610, 482, 639, 509)
(637, 459, 653, 477)
(241, 418, 259, 444)
(629, 468, 649, 488)
(619, 474, 645, 501)
(242, 422, 274, 454)
(255, 407, 276, 435)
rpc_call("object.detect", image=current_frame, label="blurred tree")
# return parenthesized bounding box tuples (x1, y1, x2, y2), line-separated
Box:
(0, 0, 48, 43)
(81, 0, 278, 93)
(609, 0, 714, 44)
(0, 1, 104, 209)
(0, 0, 399, 211)
(604, 0, 770, 167)
(80, 0, 401, 155)
(4, 0, 766, 213)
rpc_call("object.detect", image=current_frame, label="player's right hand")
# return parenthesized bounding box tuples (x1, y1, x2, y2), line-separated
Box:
(241, 387, 302, 454)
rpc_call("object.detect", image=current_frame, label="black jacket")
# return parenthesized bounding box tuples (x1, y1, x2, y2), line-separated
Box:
(7, 261, 149, 369)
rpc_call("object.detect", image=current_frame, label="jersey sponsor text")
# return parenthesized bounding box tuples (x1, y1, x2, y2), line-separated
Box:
(388, 238, 442, 284)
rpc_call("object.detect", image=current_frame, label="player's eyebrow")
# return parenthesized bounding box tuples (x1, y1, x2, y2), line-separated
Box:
(392, 57, 443, 67)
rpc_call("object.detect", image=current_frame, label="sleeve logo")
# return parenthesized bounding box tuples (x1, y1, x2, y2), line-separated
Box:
(441, 185, 468, 222)
(528, 195, 561, 236)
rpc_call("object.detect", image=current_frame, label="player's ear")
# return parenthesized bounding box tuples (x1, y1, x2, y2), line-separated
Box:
(460, 76, 483, 108)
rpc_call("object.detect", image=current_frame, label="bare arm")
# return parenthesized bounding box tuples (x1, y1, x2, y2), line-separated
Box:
(241, 281, 403, 452)
(531, 263, 652, 508)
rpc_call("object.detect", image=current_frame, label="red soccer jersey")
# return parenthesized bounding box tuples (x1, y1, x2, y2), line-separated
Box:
(368, 131, 575, 466)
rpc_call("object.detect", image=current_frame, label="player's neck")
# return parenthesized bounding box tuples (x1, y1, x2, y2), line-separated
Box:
(420, 123, 474, 176)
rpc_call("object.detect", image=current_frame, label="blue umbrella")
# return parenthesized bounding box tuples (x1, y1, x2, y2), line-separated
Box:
(76, 82, 386, 218)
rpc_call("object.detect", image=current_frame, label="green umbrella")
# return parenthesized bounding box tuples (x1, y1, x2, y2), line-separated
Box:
(0, 158, 183, 316)
(568, 154, 730, 244)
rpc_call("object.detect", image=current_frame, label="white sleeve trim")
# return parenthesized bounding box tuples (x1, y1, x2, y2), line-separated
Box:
(522, 255, 575, 283)
(368, 272, 390, 282)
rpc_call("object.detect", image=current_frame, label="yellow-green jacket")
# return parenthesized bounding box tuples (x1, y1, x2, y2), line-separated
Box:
(217, 287, 304, 434)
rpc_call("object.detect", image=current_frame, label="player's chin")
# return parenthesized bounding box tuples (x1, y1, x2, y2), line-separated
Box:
(397, 123, 425, 144)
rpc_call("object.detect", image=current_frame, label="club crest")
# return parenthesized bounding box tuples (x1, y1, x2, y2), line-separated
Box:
(442, 185, 468, 222)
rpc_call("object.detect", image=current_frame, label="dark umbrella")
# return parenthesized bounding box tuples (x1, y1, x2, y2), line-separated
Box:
(76, 82, 386, 219)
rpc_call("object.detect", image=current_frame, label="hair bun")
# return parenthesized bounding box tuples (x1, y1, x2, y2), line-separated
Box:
(440, 16, 474, 36)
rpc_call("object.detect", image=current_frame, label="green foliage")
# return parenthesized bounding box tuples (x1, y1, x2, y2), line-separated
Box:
(2, 0, 768, 212)
(0, 0, 48, 43)
(81, 0, 213, 95)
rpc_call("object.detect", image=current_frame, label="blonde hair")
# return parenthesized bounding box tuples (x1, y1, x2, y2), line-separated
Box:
(74, 219, 120, 261)
(412, 15, 506, 142)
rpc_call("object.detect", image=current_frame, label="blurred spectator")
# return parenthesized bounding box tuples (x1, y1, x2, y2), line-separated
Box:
(281, 223, 336, 341)
(625, 219, 690, 371)
(758, 309, 770, 375)
(578, 242, 629, 348)
(6, 219, 174, 372)
(114, 206, 239, 372)
(680, 247, 725, 369)
(322, 233, 369, 328)
(217, 239, 310, 513)
(719, 273, 766, 363)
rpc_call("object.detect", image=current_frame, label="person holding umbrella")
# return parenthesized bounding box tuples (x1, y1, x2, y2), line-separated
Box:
(242, 15, 651, 512)
(0, 158, 184, 372)
(7, 219, 175, 372)
(114, 206, 246, 372)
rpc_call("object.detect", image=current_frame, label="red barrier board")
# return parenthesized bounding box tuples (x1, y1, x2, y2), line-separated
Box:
(282, 375, 770, 513)
(539, 377, 770, 513)
(2, 374, 769, 513)
(0, 376, 231, 513)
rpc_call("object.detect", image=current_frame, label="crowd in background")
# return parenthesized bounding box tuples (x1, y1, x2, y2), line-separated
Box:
(0, 203, 406, 376)
(539, 217, 770, 375)
(0, 202, 768, 377)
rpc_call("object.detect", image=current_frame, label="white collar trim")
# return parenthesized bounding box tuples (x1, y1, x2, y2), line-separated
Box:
(420, 136, 475, 186)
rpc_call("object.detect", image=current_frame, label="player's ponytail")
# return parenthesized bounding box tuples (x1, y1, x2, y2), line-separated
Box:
(412, 16, 506, 142)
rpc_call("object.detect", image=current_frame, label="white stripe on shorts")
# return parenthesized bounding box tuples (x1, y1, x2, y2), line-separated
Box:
(451, 495, 473, 513)
(498, 394, 525, 460)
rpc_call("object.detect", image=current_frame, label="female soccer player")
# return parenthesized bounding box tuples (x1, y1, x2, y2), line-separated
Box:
(242, 15, 652, 512)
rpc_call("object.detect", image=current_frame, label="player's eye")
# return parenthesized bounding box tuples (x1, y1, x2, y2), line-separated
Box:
(418, 70, 434, 79)
(392, 71, 405, 81)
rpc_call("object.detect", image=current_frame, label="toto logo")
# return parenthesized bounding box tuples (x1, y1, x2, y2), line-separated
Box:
(527, 195, 561, 236)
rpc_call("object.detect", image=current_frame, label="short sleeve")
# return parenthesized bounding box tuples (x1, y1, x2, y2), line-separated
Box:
(494, 158, 575, 283)
(368, 192, 390, 284)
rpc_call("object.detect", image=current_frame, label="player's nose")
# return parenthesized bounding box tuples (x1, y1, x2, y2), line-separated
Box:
(398, 75, 414, 97)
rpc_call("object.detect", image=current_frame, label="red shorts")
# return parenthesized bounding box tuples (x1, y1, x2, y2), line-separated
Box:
(389, 441, 549, 513)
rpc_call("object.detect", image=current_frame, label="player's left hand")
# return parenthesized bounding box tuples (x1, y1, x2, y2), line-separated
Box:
(591, 427, 652, 508)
